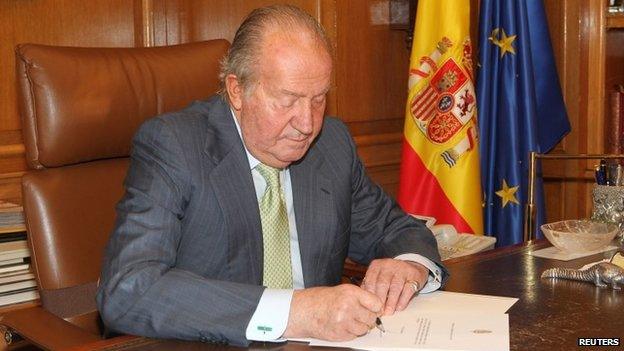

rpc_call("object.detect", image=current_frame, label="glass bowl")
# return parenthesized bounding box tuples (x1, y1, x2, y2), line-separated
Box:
(541, 220, 618, 253)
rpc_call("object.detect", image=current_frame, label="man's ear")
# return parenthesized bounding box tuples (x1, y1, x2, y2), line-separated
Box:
(225, 74, 243, 110)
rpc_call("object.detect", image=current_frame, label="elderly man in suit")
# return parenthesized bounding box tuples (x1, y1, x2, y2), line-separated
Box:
(97, 4, 447, 347)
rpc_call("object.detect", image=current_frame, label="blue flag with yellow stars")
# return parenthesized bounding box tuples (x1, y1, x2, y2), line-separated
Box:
(477, 0, 570, 247)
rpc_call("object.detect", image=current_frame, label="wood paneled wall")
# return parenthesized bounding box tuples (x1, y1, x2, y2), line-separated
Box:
(542, 1, 611, 222)
(0, 0, 411, 204)
(542, 0, 585, 222)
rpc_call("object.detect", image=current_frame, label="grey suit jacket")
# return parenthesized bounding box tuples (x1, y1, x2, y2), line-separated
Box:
(96, 95, 446, 346)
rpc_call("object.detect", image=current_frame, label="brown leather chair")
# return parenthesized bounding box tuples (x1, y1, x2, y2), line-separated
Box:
(0, 39, 229, 350)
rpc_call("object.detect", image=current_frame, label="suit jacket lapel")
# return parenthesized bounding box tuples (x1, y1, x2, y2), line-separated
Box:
(290, 147, 333, 287)
(203, 97, 263, 285)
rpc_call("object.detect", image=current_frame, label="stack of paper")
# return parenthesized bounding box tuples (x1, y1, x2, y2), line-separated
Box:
(0, 201, 38, 306)
(306, 291, 518, 351)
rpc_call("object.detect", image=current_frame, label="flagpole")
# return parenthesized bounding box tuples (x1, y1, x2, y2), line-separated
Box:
(524, 152, 537, 242)
(525, 152, 624, 241)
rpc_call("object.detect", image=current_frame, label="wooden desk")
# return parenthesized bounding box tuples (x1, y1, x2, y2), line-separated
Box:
(69, 240, 624, 351)
(444, 241, 623, 350)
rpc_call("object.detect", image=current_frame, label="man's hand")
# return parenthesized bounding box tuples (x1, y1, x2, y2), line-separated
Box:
(283, 284, 382, 341)
(362, 259, 429, 315)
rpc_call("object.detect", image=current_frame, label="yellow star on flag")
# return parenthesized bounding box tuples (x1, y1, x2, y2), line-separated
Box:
(488, 28, 517, 58)
(495, 179, 519, 208)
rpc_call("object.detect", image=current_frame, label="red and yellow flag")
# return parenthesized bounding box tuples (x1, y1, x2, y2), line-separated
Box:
(398, 0, 483, 234)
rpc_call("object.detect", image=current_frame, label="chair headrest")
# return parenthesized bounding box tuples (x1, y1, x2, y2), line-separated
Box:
(16, 40, 230, 169)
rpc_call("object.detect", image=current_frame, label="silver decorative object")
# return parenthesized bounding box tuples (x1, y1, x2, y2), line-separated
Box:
(541, 262, 624, 289)
(591, 184, 624, 242)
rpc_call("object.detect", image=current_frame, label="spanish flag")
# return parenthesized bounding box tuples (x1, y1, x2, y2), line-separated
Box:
(397, 0, 483, 234)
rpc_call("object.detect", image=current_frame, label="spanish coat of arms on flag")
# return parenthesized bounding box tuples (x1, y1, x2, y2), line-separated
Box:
(398, 0, 483, 235)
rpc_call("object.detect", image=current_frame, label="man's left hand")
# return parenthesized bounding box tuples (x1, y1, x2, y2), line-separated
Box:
(361, 259, 429, 316)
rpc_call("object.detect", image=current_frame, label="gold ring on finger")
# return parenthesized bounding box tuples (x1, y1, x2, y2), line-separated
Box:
(406, 279, 420, 293)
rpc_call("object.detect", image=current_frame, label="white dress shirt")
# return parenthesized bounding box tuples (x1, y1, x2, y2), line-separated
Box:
(229, 111, 442, 342)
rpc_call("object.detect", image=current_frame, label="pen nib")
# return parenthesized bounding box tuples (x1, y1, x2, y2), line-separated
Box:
(375, 317, 385, 333)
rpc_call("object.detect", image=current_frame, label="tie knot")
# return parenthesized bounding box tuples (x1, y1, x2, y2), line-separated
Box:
(256, 164, 281, 188)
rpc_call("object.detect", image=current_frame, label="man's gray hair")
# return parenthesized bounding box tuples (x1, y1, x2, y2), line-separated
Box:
(218, 4, 331, 97)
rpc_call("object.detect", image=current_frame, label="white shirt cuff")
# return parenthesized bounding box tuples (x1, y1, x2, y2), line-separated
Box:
(245, 289, 293, 342)
(394, 253, 442, 293)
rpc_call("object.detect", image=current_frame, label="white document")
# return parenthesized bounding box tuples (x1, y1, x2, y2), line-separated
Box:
(310, 312, 509, 351)
(404, 291, 517, 315)
(306, 291, 518, 351)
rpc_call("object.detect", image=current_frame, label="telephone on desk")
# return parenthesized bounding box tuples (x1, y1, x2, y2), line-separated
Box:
(412, 215, 497, 260)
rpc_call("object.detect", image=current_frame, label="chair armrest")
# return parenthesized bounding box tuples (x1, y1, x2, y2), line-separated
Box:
(0, 306, 100, 350)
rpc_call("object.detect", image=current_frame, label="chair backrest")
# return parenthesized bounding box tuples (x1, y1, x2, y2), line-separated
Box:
(15, 40, 229, 335)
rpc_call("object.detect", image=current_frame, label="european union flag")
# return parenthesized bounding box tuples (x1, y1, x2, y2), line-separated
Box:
(477, 0, 570, 247)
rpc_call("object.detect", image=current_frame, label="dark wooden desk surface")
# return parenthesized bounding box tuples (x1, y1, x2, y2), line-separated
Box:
(69, 240, 624, 351)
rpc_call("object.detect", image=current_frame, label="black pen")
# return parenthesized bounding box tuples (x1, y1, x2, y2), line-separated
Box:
(347, 276, 385, 333)
(375, 317, 385, 332)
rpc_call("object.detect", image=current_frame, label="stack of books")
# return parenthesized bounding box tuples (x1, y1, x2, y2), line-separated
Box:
(0, 202, 39, 306)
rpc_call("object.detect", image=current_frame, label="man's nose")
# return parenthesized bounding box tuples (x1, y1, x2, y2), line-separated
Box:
(292, 100, 314, 135)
